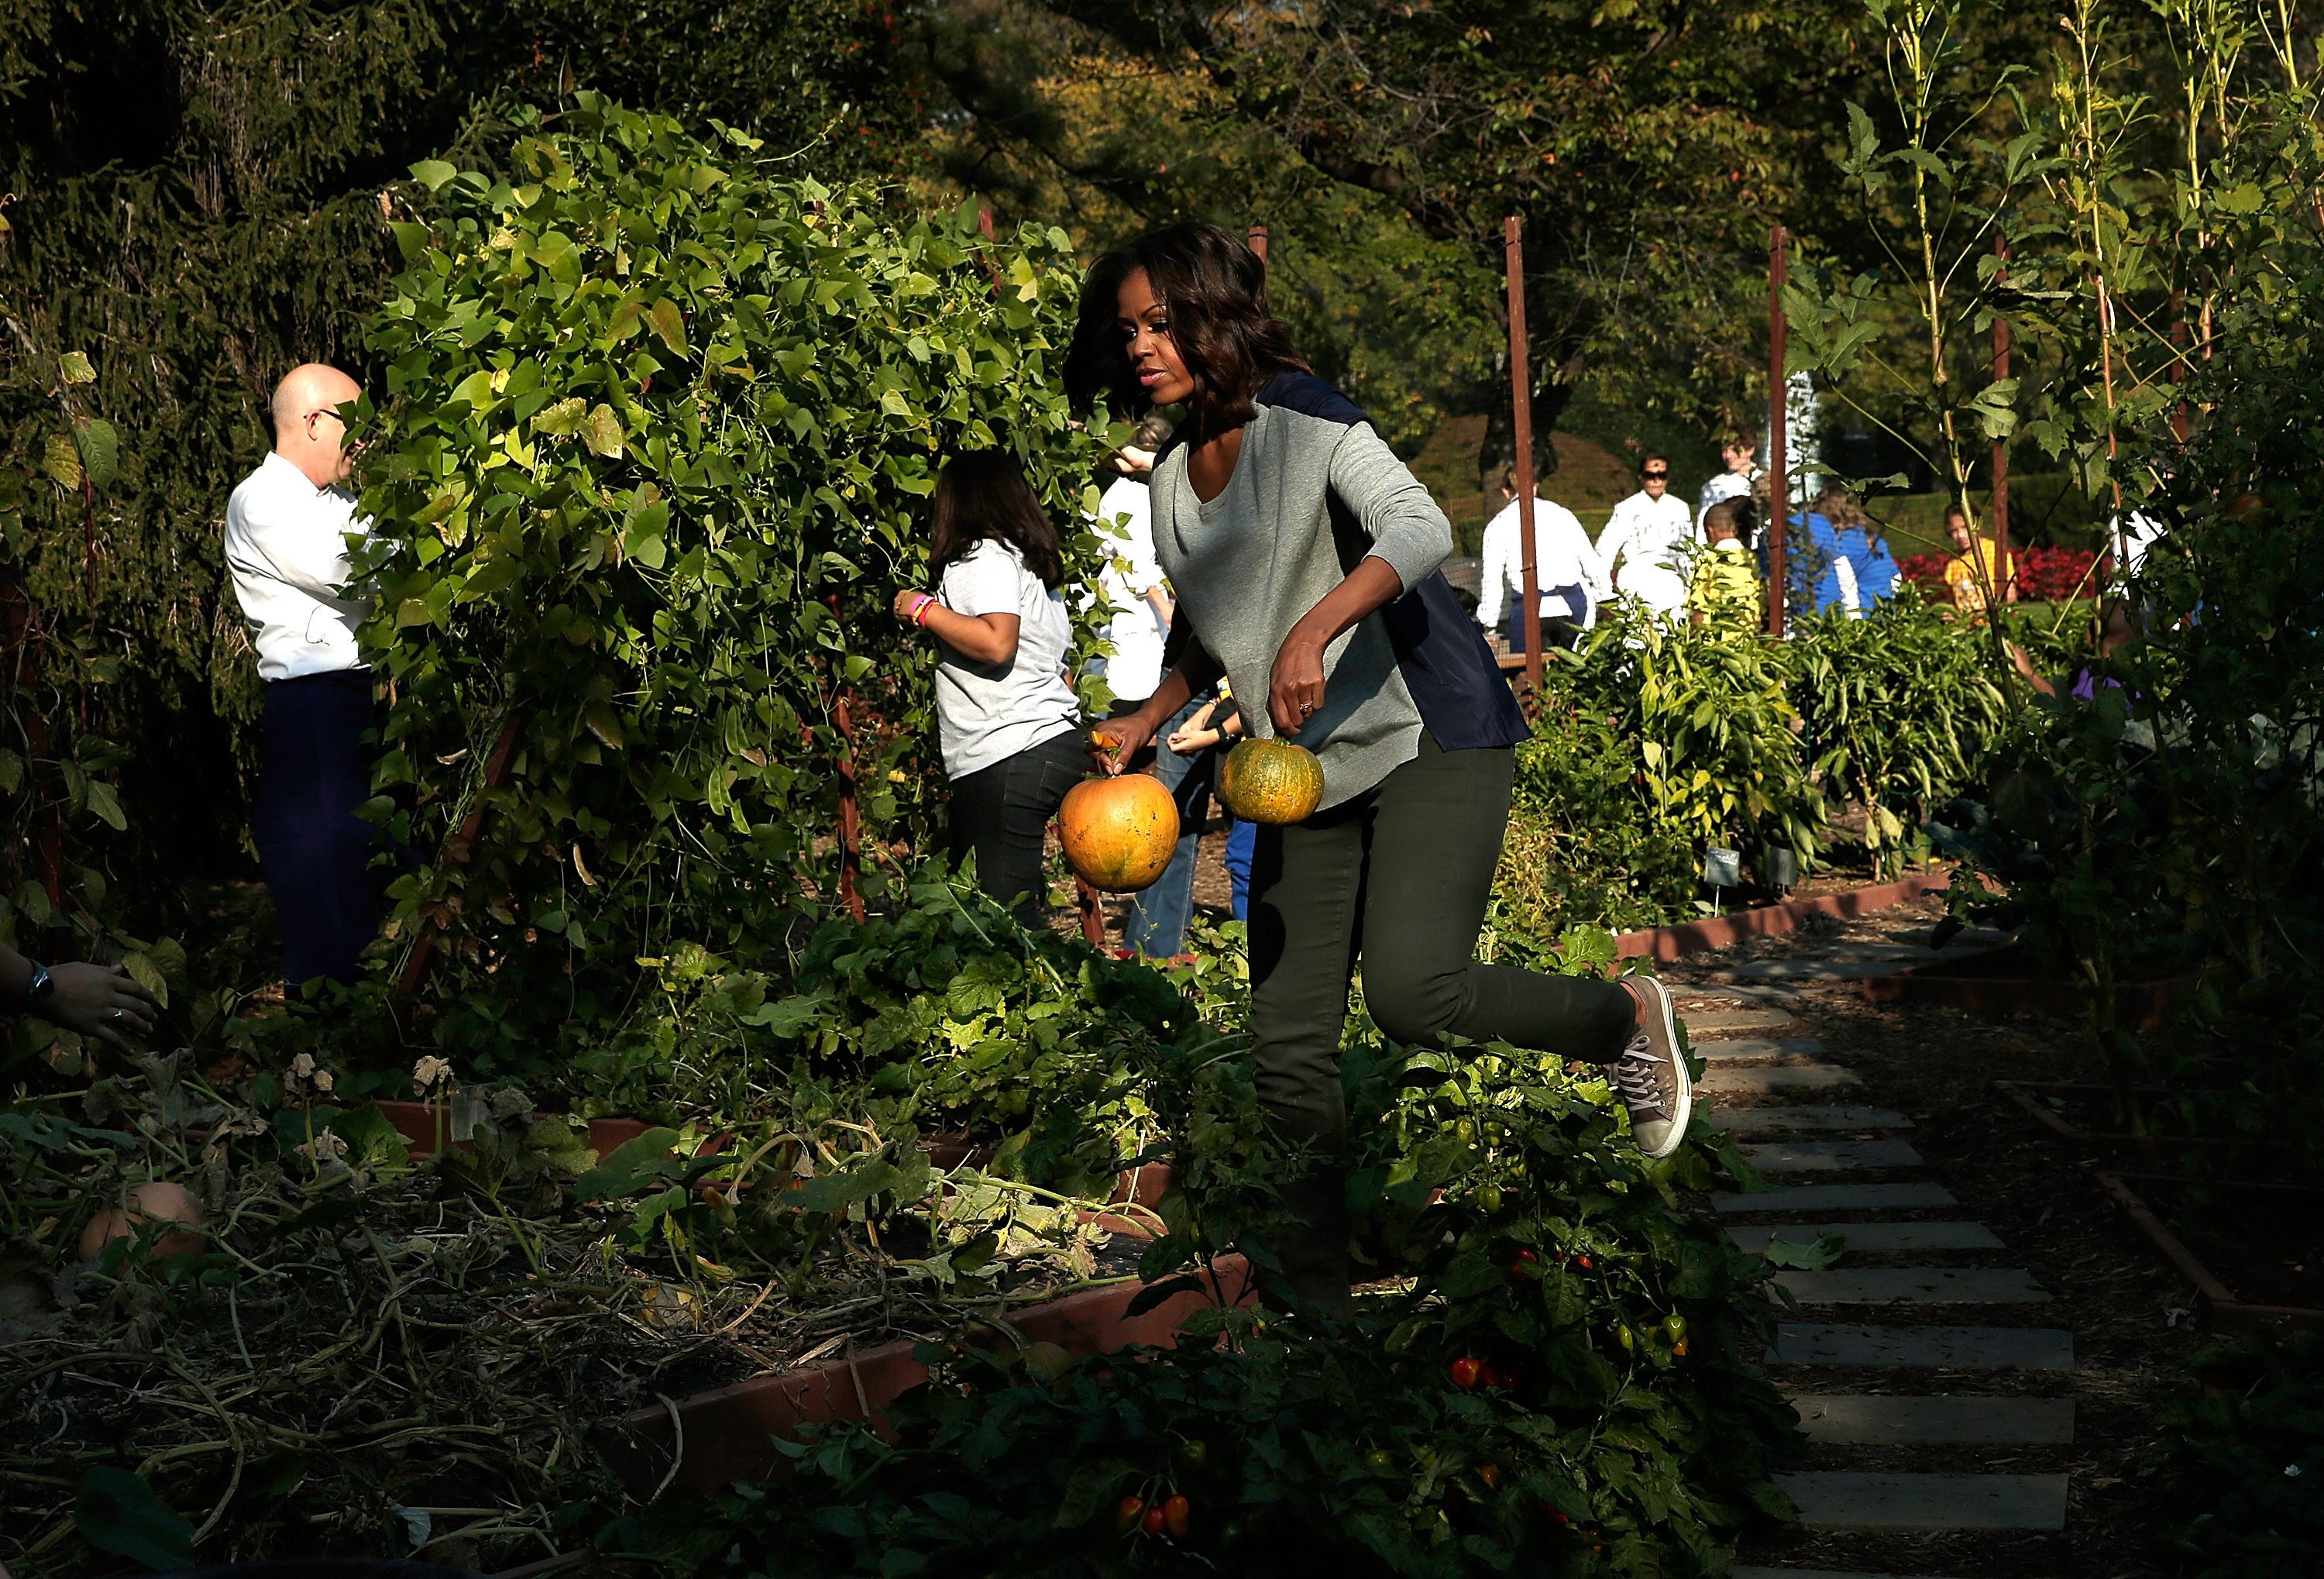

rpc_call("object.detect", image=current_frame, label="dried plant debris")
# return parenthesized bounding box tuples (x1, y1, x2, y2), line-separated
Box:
(1, 1054, 1140, 1577)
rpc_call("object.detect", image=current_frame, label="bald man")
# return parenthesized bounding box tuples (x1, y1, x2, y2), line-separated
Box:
(225, 363, 383, 986)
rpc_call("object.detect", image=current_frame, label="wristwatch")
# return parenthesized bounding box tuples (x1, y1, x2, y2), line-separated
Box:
(19, 960, 53, 1017)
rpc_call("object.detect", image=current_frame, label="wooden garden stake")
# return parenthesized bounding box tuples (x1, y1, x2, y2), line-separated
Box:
(1767, 225, 1789, 637)
(1503, 216, 1542, 694)
(1993, 236, 2011, 600)
(832, 694, 865, 924)
(2170, 289, 2189, 442)
(397, 710, 526, 992)
(825, 593, 865, 924)
(1247, 224, 1269, 267)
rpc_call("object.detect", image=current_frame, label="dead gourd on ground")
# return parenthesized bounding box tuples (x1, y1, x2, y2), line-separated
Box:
(1059, 772, 1181, 892)
(1217, 738, 1325, 824)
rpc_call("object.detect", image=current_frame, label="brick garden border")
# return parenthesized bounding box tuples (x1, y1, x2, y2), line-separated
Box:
(1611, 871, 1952, 962)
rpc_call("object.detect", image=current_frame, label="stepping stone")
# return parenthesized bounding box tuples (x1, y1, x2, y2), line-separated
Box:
(1714, 1181, 1956, 1214)
(1774, 1471, 2069, 1530)
(1772, 1268, 2051, 1303)
(1807, 942, 1951, 961)
(1738, 1140, 1924, 1171)
(1710, 1106, 1912, 1134)
(1727, 1222, 2005, 1253)
(1733, 1570, 1964, 1579)
(1789, 1394, 2075, 1445)
(1680, 1007, 1799, 1031)
(1676, 982, 1817, 1006)
(1728, 958, 1919, 981)
(1698, 1037, 1828, 1063)
(1768, 1324, 2075, 1369)
(1700, 1063, 1862, 1093)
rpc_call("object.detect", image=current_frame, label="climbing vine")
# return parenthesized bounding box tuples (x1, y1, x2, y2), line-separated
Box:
(352, 97, 1113, 1061)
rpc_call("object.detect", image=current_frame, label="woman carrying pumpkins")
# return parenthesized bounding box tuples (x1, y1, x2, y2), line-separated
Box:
(1064, 224, 1693, 1316)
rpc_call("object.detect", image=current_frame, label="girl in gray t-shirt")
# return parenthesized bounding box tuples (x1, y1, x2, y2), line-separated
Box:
(892, 453, 1085, 926)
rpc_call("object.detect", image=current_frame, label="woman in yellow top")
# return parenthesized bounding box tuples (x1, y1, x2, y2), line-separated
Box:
(1942, 504, 2017, 614)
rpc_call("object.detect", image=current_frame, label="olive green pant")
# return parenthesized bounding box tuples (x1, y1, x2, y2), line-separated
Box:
(1244, 731, 1636, 1309)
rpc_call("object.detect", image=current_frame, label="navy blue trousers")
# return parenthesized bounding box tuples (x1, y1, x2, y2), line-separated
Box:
(253, 672, 385, 986)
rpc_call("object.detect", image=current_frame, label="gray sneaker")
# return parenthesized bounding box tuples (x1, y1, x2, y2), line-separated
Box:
(1611, 975, 1693, 1159)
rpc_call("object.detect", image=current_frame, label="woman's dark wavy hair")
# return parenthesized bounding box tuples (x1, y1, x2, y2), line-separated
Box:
(930, 452, 1064, 590)
(1065, 223, 1309, 439)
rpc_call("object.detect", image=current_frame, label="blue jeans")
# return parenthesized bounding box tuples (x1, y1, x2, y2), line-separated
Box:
(1125, 696, 1208, 957)
(1225, 817, 1256, 922)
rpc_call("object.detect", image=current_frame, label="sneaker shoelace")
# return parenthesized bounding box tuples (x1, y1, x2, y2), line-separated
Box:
(1612, 1031, 1669, 1117)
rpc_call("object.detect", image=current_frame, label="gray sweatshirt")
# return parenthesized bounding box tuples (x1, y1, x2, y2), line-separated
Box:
(1150, 387, 1458, 810)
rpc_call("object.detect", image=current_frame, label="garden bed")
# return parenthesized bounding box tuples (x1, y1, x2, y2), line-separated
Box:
(593, 1254, 1255, 1495)
(2094, 1171, 2324, 1335)
(1865, 941, 2209, 1027)
(1989, 1079, 2274, 1167)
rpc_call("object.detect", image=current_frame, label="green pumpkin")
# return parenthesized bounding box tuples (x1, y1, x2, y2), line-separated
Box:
(1217, 738, 1325, 825)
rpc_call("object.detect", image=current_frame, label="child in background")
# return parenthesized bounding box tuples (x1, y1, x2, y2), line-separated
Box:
(1687, 501, 1762, 634)
(1166, 685, 1255, 922)
(1943, 503, 2017, 614)
(894, 452, 1085, 928)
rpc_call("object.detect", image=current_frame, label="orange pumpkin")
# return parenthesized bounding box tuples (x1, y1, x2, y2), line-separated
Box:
(1058, 773, 1181, 892)
(1217, 738, 1325, 824)
(79, 1181, 206, 1264)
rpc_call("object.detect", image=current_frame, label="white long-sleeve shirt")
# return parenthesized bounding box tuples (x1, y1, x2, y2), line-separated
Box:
(224, 452, 373, 681)
(1085, 475, 1170, 700)
(1475, 494, 1609, 630)
(1695, 470, 1756, 539)
(1598, 488, 1695, 616)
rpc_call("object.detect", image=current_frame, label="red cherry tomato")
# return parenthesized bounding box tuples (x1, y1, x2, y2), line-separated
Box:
(1449, 1356, 1483, 1388)
(1163, 1495, 1190, 1539)
(1143, 1505, 1167, 1537)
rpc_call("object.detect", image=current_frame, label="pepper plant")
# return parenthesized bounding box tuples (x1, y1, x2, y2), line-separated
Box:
(350, 97, 1112, 1057)
(1792, 587, 2009, 877)
(1566, 609, 1822, 879)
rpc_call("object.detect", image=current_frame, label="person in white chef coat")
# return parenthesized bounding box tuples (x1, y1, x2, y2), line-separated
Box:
(1598, 452, 1693, 619)
(1473, 464, 1609, 652)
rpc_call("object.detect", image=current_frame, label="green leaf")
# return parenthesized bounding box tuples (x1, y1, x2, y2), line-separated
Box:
(75, 1467, 195, 1571)
(574, 1127, 683, 1199)
(1052, 1457, 1136, 1528)
(58, 351, 96, 384)
(43, 433, 82, 490)
(84, 779, 127, 831)
(409, 159, 459, 191)
(450, 369, 497, 411)
(121, 951, 168, 1007)
(1762, 1233, 1846, 1270)
(532, 396, 586, 436)
(647, 298, 688, 356)
(1965, 377, 2020, 441)
(583, 404, 624, 458)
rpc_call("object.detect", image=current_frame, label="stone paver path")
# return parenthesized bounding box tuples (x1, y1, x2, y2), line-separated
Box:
(1666, 912, 2089, 1577)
